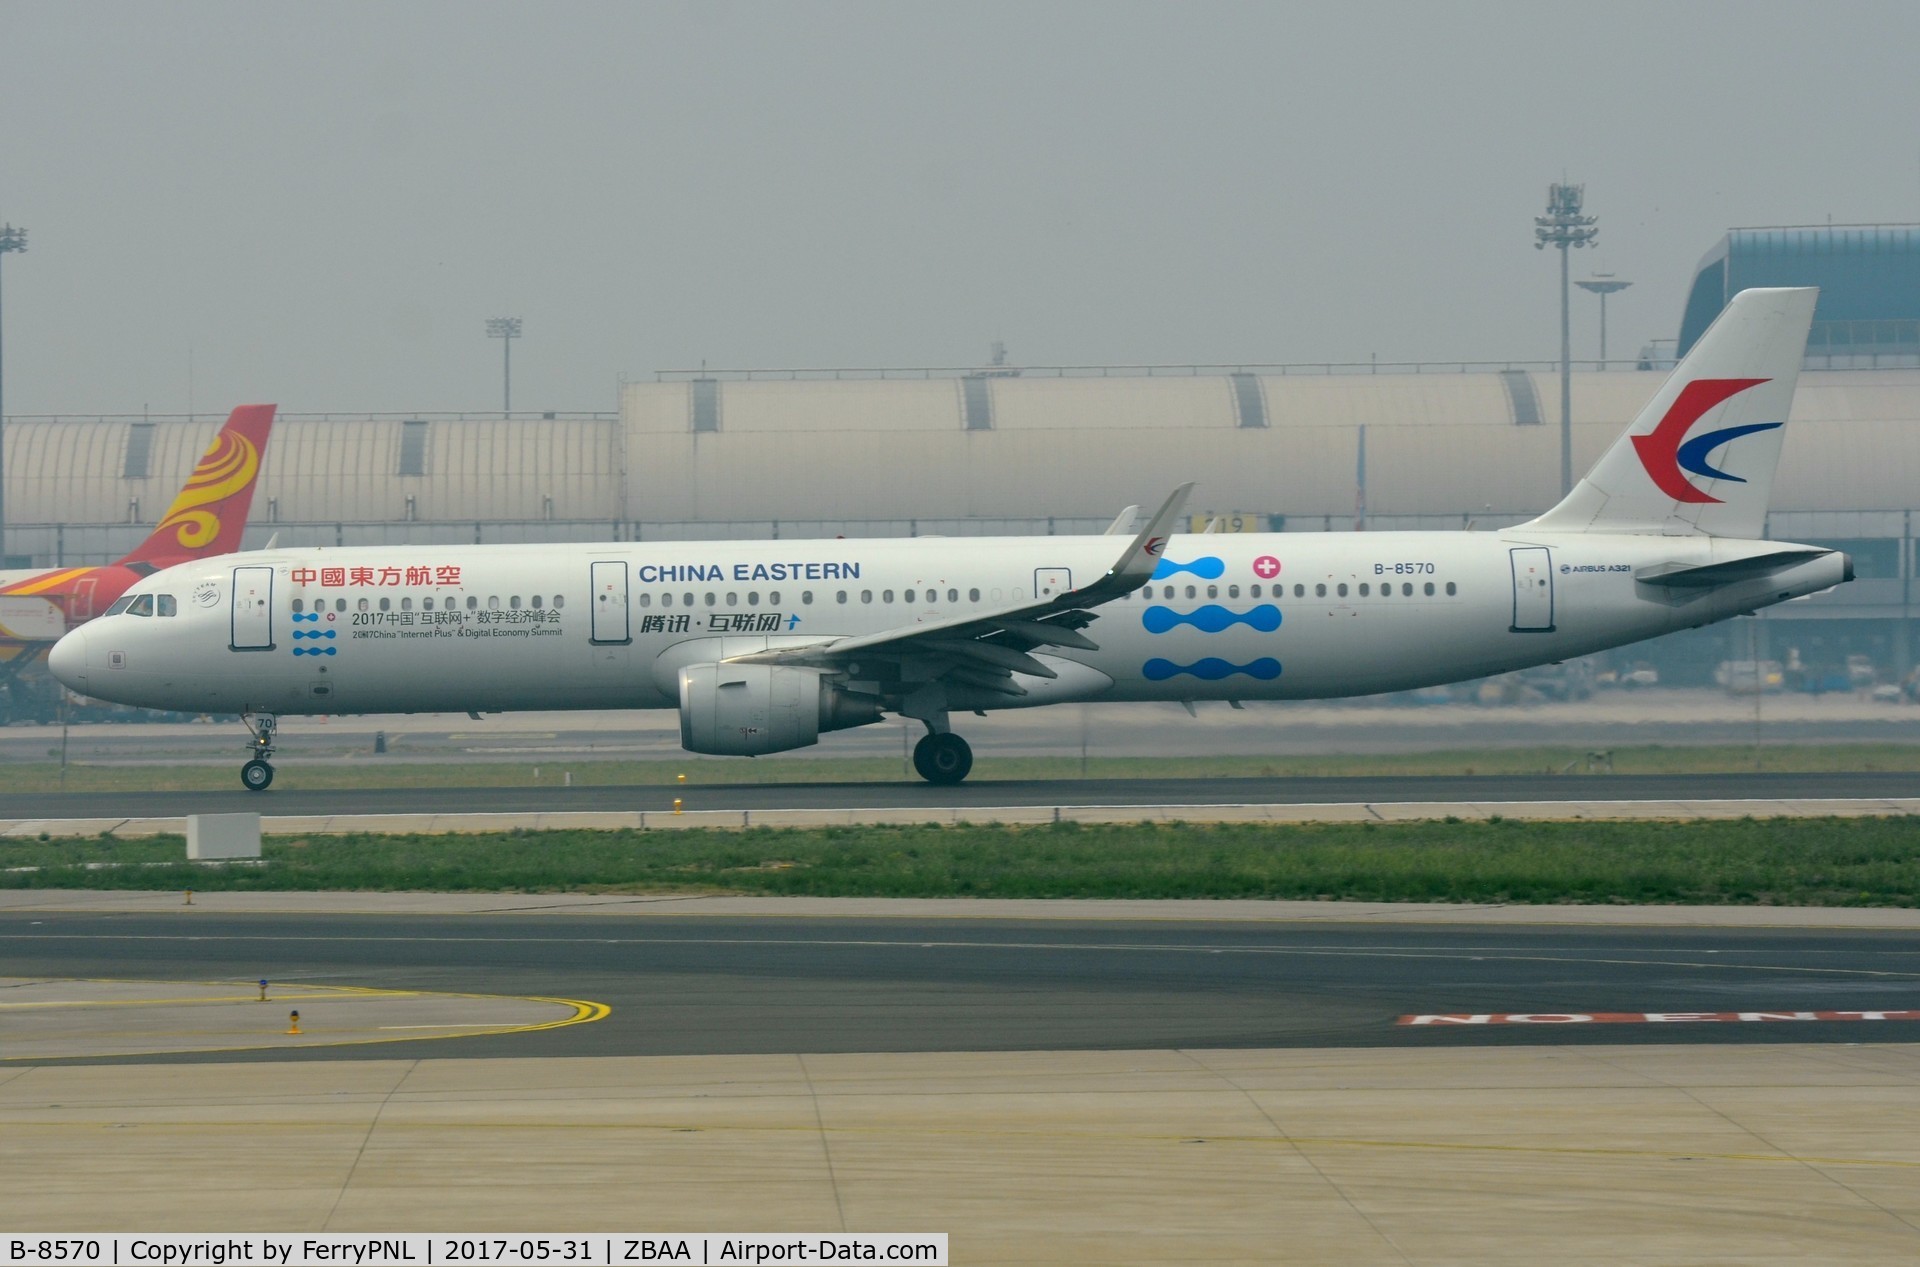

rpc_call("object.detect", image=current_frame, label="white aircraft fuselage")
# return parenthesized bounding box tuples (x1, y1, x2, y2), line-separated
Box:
(49, 527, 1845, 717)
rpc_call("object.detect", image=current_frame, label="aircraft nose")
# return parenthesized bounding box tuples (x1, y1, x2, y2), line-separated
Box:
(48, 628, 88, 691)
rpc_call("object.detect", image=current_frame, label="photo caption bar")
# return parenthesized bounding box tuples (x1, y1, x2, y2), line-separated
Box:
(3, 1235, 948, 1266)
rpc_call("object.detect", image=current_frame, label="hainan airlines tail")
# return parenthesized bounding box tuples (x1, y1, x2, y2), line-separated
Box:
(0, 404, 277, 631)
(1523, 287, 1816, 538)
(117, 403, 277, 569)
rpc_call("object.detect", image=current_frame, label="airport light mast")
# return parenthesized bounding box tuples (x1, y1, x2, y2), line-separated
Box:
(1536, 184, 1597, 495)
(486, 317, 521, 415)
(1575, 274, 1633, 364)
(0, 223, 26, 564)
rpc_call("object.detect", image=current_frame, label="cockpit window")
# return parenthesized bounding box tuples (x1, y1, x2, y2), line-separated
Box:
(104, 596, 135, 617)
(157, 595, 178, 617)
(127, 595, 155, 617)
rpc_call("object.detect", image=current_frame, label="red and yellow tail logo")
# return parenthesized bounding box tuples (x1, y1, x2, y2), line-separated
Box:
(121, 404, 277, 567)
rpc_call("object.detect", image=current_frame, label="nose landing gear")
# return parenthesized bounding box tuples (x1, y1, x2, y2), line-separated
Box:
(240, 713, 278, 791)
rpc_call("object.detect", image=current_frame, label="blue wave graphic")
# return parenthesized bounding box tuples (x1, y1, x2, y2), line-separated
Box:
(1151, 555, 1225, 581)
(1142, 656, 1282, 682)
(292, 628, 336, 640)
(291, 646, 337, 657)
(1677, 421, 1782, 483)
(1142, 604, 1281, 635)
(292, 612, 320, 623)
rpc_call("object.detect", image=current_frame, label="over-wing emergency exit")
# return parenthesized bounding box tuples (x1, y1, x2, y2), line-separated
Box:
(49, 292, 1848, 788)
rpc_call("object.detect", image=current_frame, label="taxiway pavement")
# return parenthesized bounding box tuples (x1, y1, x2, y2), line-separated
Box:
(7, 769, 1920, 821)
(6, 906, 1918, 1063)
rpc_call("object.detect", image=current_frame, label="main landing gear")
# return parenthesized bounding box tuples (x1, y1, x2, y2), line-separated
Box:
(912, 730, 973, 786)
(240, 713, 278, 791)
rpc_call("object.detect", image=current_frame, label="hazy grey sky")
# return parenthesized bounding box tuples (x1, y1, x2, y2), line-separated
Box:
(2, 0, 1917, 416)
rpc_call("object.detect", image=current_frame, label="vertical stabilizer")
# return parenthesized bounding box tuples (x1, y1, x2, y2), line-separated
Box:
(118, 404, 277, 567)
(1522, 287, 1815, 537)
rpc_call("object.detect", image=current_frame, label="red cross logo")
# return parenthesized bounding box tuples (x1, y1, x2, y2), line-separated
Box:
(1253, 556, 1281, 579)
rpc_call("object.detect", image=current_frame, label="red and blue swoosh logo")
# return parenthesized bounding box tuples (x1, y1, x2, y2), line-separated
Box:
(1630, 378, 1781, 505)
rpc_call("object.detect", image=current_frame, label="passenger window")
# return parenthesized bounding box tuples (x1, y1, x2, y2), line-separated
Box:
(510, 596, 521, 610)
(1315, 583, 1326, 597)
(423, 597, 435, 611)
(947, 588, 958, 603)
(767, 591, 779, 605)
(882, 590, 894, 603)
(336, 599, 347, 613)
(724, 592, 736, 606)
(905, 589, 916, 603)
(660, 593, 672, 607)
(747, 592, 759, 605)
(1424, 582, 1435, 596)
(703, 593, 715, 607)
(487, 596, 499, 610)
(465, 596, 477, 610)
(532, 596, 543, 609)
(401, 597, 413, 611)
(969, 588, 980, 602)
(861, 590, 873, 603)
(379, 597, 392, 612)
(683, 593, 693, 607)
(1403, 583, 1413, 596)
(1445, 581, 1457, 596)
(802, 591, 814, 605)
(553, 595, 564, 608)
(128, 595, 153, 616)
(292, 598, 305, 613)
(1251, 584, 1262, 598)
(1185, 585, 1197, 599)
(1207, 585, 1218, 599)
(1359, 583, 1370, 596)
(1294, 584, 1305, 598)
(836, 591, 848, 604)
(360, 598, 373, 612)
(1228, 585, 1240, 599)
(157, 595, 178, 617)
(1336, 583, 1348, 597)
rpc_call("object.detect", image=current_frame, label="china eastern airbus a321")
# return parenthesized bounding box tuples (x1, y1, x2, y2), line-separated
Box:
(51, 289, 1846, 789)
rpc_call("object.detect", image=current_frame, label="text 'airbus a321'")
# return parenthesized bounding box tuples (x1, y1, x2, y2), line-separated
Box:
(50, 290, 1847, 789)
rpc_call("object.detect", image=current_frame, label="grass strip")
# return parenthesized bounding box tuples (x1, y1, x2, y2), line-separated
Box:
(3, 817, 1916, 906)
(8, 742, 1920, 793)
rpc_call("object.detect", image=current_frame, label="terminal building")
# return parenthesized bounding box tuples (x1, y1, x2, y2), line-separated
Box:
(5, 223, 1920, 704)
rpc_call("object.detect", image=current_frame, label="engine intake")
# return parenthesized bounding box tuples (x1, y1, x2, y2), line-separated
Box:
(678, 663, 884, 756)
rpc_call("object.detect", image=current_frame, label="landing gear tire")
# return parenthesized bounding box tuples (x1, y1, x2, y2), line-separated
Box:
(913, 733, 973, 786)
(241, 759, 275, 792)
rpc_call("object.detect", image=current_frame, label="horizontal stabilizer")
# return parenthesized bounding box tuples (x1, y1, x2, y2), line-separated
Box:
(1635, 549, 1838, 589)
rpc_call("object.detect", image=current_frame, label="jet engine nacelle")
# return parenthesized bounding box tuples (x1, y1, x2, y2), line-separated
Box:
(678, 663, 885, 756)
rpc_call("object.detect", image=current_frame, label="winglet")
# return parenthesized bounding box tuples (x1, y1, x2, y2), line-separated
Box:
(1084, 482, 1192, 599)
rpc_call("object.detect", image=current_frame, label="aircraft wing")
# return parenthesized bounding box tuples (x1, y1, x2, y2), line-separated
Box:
(723, 484, 1192, 694)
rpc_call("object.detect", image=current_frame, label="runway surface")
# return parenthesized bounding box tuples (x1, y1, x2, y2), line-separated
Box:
(15, 691, 1920, 766)
(6, 910, 1917, 1062)
(6, 770, 1920, 820)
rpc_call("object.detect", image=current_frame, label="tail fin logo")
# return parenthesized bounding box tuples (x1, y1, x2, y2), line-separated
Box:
(152, 431, 262, 550)
(1630, 378, 1780, 505)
